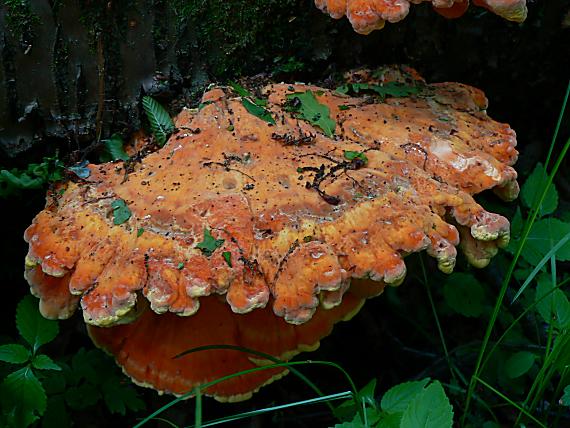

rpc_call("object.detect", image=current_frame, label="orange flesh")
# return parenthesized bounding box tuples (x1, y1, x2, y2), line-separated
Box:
(89, 292, 364, 401)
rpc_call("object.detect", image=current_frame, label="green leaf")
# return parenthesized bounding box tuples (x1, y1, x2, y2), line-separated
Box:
(103, 134, 130, 161)
(195, 228, 224, 257)
(377, 412, 403, 428)
(142, 96, 175, 147)
(223, 251, 232, 267)
(336, 82, 419, 99)
(32, 354, 61, 371)
(137, 227, 145, 237)
(241, 98, 275, 125)
(521, 218, 570, 265)
(399, 381, 454, 428)
(286, 91, 336, 137)
(65, 383, 100, 410)
(343, 151, 368, 164)
(534, 273, 570, 328)
(229, 81, 253, 98)
(111, 199, 132, 225)
(381, 378, 430, 414)
(41, 395, 71, 428)
(0, 344, 30, 364)
(521, 163, 558, 216)
(560, 385, 570, 407)
(16, 296, 59, 351)
(443, 273, 485, 317)
(505, 351, 536, 379)
(0, 367, 47, 427)
(101, 379, 145, 415)
(334, 379, 378, 421)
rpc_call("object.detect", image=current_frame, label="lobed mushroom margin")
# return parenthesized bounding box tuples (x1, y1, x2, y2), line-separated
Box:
(314, 0, 528, 34)
(23, 66, 518, 400)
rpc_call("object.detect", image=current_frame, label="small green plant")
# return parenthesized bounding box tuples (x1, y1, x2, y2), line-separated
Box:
(0, 296, 61, 427)
(0, 157, 65, 198)
(142, 96, 175, 147)
(0, 296, 145, 428)
(135, 344, 454, 428)
(333, 378, 453, 428)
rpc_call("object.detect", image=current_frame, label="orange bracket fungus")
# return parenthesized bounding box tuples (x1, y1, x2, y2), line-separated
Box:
(314, 0, 528, 34)
(24, 67, 518, 401)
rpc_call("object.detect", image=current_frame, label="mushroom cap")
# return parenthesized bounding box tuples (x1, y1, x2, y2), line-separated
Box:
(24, 66, 518, 399)
(314, 0, 528, 33)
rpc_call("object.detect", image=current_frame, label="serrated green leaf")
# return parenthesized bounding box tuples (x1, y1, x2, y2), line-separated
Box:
(0, 344, 30, 364)
(560, 385, 570, 407)
(443, 273, 485, 318)
(381, 378, 430, 414)
(521, 218, 570, 265)
(537, 284, 570, 329)
(241, 98, 275, 124)
(287, 91, 336, 137)
(32, 354, 61, 371)
(333, 407, 381, 428)
(101, 379, 145, 415)
(65, 383, 100, 410)
(103, 134, 130, 161)
(42, 371, 66, 395)
(142, 96, 175, 147)
(400, 381, 454, 428)
(534, 273, 570, 329)
(505, 351, 536, 379)
(41, 395, 71, 428)
(111, 199, 132, 225)
(0, 367, 47, 427)
(521, 163, 558, 216)
(195, 228, 224, 257)
(334, 379, 378, 421)
(16, 296, 59, 351)
(377, 412, 403, 428)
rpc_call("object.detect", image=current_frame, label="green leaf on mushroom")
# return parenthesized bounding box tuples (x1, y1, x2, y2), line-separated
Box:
(195, 228, 225, 257)
(336, 82, 419, 100)
(142, 96, 175, 147)
(286, 90, 336, 137)
(111, 199, 132, 225)
(344, 151, 368, 164)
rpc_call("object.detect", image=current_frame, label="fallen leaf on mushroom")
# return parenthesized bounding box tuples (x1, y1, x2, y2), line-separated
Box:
(314, 0, 528, 34)
(24, 66, 518, 402)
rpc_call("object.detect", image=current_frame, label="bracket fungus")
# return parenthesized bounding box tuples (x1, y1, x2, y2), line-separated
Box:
(314, 0, 528, 34)
(24, 66, 518, 401)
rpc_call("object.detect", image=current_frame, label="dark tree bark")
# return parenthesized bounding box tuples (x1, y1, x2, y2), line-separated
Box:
(0, 0, 568, 162)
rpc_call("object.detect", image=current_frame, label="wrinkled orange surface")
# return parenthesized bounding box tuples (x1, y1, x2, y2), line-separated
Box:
(24, 66, 518, 400)
(314, 0, 528, 34)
